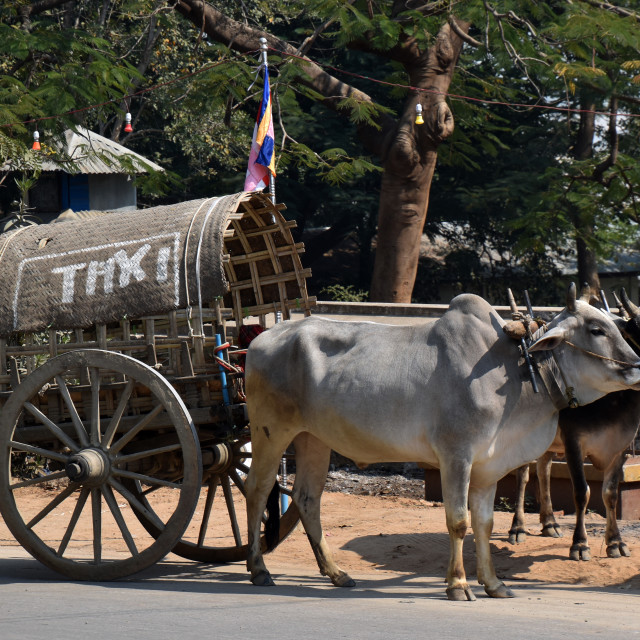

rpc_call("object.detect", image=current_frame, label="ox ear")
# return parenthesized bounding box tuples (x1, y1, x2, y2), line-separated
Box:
(528, 327, 566, 353)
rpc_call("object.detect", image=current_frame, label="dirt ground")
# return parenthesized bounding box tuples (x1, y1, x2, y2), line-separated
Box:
(1, 468, 639, 591)
(264, 469, 640, 591)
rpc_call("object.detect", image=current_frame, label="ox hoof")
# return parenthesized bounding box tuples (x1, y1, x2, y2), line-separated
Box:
(446, 586, 476, 601)
(607, 542, 631, 559)
(330, 571, 356, 588)
(485, 583, 515, 598)
(569, 545, 591, 562)
(541, 523, 563, 538)
(251, 571, 275, 587)
(508, 528, 527, 544)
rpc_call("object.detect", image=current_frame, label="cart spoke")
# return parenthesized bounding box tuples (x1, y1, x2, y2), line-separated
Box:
(91, 488, 102, 563)
(10, 470, 68, 490)
(115, 442, 183, 465)
(89, 368, 101, 446)
(109, 477, 165, 529)
(102, 379, 135, 448)
(8, 440, 68, 464)
(197, 475, 219, 547)
(109, 404, 164, 455)
(0, 348, 200, 580)
(102, 484, 138, 556)
(139, 484, 162, 497)
(111, 468, 181, 490)
(26, 482, 78, 529)
(221, 474, 242, 547)
(228, 468, 247, 497)
(57, 487, 90, 556)
(236, 462, 251, 475)
(23, 402, 79, 453)
(55, 375, 89, 448)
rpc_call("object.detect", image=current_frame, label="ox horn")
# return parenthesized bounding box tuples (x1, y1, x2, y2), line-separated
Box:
(566, 282, 577, 312)
(579, 282, 591, 302)
(613, 291, 630, 319)
(620, 288, 640, 319)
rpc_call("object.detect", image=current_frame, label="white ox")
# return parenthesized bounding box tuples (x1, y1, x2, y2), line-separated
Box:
(244, 285, 640, 601)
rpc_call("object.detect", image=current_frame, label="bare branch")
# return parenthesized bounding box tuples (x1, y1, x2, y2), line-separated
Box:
(296, 0, 356, 57)
(17, 0, 73, 29)
(393, 1, 450, 18)
(579, 0, 640, 22)
(172, 1, 386, 118)
(448, 15, 482, 48)
(483, 0, 547, 98)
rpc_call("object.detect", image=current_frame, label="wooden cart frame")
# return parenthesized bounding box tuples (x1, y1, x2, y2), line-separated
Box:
(0, 192, 314, 579)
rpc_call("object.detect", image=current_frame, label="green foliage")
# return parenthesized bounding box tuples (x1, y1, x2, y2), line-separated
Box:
(320, 284, 368, 302)
(1, 1, 639, 304)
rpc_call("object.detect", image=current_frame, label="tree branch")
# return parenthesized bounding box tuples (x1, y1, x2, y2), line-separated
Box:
(448, 15, 482, 47)
(172, 0, 397, 157)
(296, 0, 356, 56)
(392, 0, 450, 19)
(578, 0, 640, 22)
(17, 0, 73, 29)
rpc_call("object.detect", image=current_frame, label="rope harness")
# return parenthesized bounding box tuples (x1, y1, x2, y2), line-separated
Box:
(520, 322, 578, 410)
(521, 323, 640, 411)
(563, 339, 640, 369)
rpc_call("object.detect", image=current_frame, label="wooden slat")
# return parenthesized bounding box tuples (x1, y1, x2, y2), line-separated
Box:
(97, 324, 108, 350)
(48, 329, 58, 358)
(0, 338, 6, 392)
(9, 357, 20, 389)
(144, 319, 157, 367)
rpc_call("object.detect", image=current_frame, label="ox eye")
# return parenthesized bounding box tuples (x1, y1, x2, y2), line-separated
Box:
(590, 327, 606, 336)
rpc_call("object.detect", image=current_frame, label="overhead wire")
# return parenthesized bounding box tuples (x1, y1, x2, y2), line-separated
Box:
(2, 44, 639, 133)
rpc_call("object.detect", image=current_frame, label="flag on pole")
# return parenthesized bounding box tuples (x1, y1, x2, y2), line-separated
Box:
(244, 67, 276, 191)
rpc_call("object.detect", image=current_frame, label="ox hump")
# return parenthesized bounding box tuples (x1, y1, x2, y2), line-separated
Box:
(445, 293, 504, 330)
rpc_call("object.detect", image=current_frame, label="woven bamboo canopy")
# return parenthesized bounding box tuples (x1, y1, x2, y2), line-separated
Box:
(0, 191, 314, 337)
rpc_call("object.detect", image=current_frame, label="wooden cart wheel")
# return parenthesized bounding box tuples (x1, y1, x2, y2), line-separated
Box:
(0, 350, 202, 580)
(126, 435, 299, 562)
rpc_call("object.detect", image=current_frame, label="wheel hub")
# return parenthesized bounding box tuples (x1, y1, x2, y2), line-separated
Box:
(203, 443, 232, 473)
(65, 448, 110, 486)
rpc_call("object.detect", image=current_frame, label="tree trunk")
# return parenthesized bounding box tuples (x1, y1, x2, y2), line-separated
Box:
(173, 1, 468, 302)
(369, 24, 466, 302)
(573, 102, 601, 294)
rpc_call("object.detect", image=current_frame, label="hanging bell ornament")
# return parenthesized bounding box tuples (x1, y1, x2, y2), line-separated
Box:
(415, 103, 424, 126)
(32, 129, 41, 151)
(124, 112, 133, 133)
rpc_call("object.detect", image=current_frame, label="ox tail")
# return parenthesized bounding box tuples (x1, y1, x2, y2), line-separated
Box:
(265, 481, 280, 551)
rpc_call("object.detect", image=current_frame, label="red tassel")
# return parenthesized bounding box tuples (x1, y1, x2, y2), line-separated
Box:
(32, 130, 41, 151)
(124, 112, 133, 133)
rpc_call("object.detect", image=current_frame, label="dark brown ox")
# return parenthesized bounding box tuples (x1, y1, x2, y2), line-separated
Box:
(244, 285, 640, 601)
(509, 290, 640, 560)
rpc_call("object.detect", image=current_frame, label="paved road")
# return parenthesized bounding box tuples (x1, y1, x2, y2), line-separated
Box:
(0, 548, 637, 640)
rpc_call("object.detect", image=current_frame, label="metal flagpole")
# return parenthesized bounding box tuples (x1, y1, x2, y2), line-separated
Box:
(261, 37, 284, 507)
(259, 37, 276, 205)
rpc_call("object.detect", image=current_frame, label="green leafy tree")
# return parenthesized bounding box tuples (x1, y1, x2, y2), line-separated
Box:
(444, 2, 640, 300)
(3, 1, 640, 306)
(168, 1, 640, 303)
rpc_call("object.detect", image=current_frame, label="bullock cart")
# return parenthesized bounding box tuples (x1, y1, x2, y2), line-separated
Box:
(0, 192, 314, 580)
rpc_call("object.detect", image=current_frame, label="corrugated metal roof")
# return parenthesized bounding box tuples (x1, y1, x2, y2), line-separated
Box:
(40, 126, 164, 174)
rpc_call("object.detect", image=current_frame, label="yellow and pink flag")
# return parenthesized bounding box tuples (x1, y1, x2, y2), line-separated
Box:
(244, 67, 276, 191)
